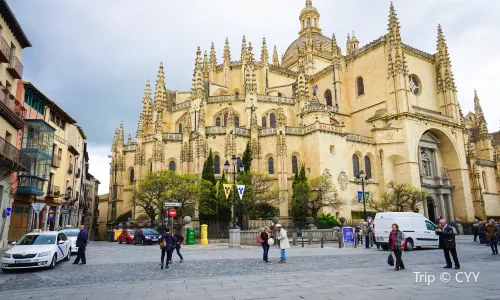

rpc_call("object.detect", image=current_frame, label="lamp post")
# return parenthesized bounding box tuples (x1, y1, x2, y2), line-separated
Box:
(357, 170, 367, 221)
(224, 154, 245, 229)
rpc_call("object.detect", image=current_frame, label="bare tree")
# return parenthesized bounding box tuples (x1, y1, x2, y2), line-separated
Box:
(309, 175, 345, 219)
(368, 181, 428, 212)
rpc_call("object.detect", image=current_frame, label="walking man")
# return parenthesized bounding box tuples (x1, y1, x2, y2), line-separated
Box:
(73, 225, 88, 265)
(362, 222, 371, 248)
(160, 228, 173, 269)
(435, 219, 460, 269)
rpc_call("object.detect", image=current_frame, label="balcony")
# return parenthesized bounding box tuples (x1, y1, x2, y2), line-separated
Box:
(0, 84, 24, 130)
(76, 167, 81, 178)
(0, 37, 10, 63)
(0, 135, 31, 177)
(7, 56, 23, 79)
(68, 163, 73, 174)
(46, 185, 61, 198)
(51, 155, 61, 168)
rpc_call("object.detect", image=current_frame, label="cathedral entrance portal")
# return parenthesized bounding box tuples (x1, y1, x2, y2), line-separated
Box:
(427, 197, 436, 223)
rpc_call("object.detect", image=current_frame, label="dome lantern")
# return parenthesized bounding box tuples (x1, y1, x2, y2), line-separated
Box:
(299, 0, 321, 35)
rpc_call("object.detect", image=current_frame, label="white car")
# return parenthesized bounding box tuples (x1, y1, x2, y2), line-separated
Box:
(1, 230, 72, 271)
(59, 228, 80, 254)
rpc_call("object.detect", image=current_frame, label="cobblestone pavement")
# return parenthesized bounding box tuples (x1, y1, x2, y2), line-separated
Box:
(0, 236, 499, 299)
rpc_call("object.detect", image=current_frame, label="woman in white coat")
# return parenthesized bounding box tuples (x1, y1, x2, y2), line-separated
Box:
(276, 224, 290, 263)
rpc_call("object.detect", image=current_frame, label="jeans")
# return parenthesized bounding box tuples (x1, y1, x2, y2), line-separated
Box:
(490, 240, 498, 254)
(365, 236, 370, 248)
(280, 249, 286, 261)
(161, 247, 172, 267)
(262, 245, 269, 262)
(479, 235, 485, 244)
(171, 247, 183, 260)
(473, 232, 478, 242)
(73, 246, 86, 264)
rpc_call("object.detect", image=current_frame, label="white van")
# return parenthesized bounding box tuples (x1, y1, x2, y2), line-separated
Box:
(374, 212, 439, 251)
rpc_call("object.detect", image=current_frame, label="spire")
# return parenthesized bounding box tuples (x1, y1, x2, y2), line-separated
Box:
(140, 80, 153, 125)
(387, 2, 408, 77)
(223, 37, 231, 66)
(127, 134, 132, 145)
(436, 24, 456, 92)
(474, 90, 490, 139)
(136, 117, 143, 139)
(244, 42, 257, 94)
(261, 37, 269, 66)
(154, 110, 163, 134)
(118, 121, 124, 147)
(111, 128, 118, 152)
(272, 45, 280, 66)
(296, 47, 309, 102)
(154, 62, 167, 110)
(241, 35, 247, 64)
(210, 42, 217, 71)
(191, 46, 204, 99)
(247, 42, 255, 65)
(203, 50, 209, 80)
(331, 33, 342, 71)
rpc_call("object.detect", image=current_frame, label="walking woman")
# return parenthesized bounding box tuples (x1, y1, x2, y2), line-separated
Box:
(171, 230, 184, 262)
(388, 223, 406, 271)
(160, 228, 173, 269)
(485, 220, 498, 255)
(260, 226, 271, 263)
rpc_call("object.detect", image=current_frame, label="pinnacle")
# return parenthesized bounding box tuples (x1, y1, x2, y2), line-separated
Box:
(273, 45, 279, 65)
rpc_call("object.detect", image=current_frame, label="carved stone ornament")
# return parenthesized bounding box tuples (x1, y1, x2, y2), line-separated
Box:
(337, 171, 348, 190)
(384, 131, 394, 141)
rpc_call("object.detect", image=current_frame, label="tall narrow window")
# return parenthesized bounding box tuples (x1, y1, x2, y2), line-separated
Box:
(307, 18, 311, 27)
(268, 157, 274, 175)
(178, 123, 182, 134)
(214, 155, 220, 174)
(352, 154, 360, 178)
(129, 169, 134, 184)
(224, 113, 228, 126)
(169, 161, 176, 171)
(234, 116, 240, 128)
(291, 156, 298, 175)
(150, 162, 153, 172)
(314, 18, 317, 27)
(216, 117, 221, 126)
(270, 113, 276, 128)
(356, 77, 365, 96)
(325, 90, 332, 106)
(262, 116, 267, 128)
(364, 156, 372, 180)
(482, 171, 488, 192)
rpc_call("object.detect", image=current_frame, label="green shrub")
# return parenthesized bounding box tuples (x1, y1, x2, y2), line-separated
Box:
(250, 203, 279, 219)
(316, 213, 340, 229)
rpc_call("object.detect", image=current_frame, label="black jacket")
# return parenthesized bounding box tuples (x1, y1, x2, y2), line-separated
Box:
(76, 229, 88, 248)
(260, 232, 269, 246)
(436, 225, 456, 249)
(173, 234, 184, 248)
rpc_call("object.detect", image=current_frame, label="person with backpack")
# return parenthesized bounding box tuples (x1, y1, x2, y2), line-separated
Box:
(258, 226, 271, 263)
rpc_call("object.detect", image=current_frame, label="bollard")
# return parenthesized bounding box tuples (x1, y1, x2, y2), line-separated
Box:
(302, 236, 304, 247)
(307, 231, 313, 245)
(321, 237, 324, 248)
(292, 232, 297, 246)
(322, 232, 327, 247)
(339, 232, 343, 248)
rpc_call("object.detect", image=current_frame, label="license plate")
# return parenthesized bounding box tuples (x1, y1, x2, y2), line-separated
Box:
(15, 260, 32, 264)
(152, 239, 158, 241)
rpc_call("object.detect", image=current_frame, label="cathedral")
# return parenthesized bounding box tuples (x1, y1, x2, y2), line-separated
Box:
(109, 1, 500, 223)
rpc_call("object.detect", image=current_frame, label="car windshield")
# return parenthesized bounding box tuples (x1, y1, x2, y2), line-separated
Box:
(127, 230, 136, 234)
(61, 229, 79, 237)
(142, 229, 159, 235)
(17, 234, 56, 245)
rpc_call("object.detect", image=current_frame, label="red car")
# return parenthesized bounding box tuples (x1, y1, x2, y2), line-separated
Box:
(118, 229, 136, 244)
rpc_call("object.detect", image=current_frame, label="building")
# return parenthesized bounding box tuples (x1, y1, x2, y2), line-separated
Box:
(96, 193, 109, 241)
(0, 0, 31, 249)
(83, 172, 99, 240)
(109, 1, 499, 223)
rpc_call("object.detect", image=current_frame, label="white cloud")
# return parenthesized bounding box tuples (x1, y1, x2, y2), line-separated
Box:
(86, 143, 111, 195)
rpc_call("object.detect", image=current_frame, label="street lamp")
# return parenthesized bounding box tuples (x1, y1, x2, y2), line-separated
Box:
(357, 170, 367, 222)
(224, 154, 245, 229)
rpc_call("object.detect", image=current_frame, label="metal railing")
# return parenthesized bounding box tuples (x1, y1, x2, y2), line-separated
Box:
(0, 37, 10, 63)
(256, 94, 296, 105)
(7, 55, 23, 79)
(52, 155, 61, 168)
(47, 185, 60, 197)
(0, 135, 31, 172)
(0, 87, 12, 110)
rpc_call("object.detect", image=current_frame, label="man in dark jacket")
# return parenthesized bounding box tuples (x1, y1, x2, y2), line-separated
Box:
(73, 225, 88, 265)
(435, 219, 460, 269)
(160, 228, 173, 269)
(171, 230, 184, 262)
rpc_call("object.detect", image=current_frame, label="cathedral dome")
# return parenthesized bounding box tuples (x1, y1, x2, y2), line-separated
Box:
(282, 33, 332, 63)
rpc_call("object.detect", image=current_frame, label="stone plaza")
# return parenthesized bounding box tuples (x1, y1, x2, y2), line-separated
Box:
(0, 236, 499, 300)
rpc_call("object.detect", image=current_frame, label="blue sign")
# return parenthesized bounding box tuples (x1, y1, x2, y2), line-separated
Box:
(342, 227, 355, 245)
(357, 191, 363, 202)
(4, 207, 11, 217)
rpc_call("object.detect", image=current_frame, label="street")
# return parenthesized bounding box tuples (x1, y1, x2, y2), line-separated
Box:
(1, 236, 499, 299)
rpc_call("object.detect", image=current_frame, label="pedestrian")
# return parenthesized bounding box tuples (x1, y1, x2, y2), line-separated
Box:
(159, 228, 173, 269)
(478, 221, 485, 244)
(260, 226, 271, 263)
(435, 219, 460, 269)
(171, 230, 184, 262)
(472, 221, 478, 242)
(485, 220, 498, 255)
(355, 225, 361, 245)
(275, 224, 290, 263)
(388, 223, 406, 271)
(73, 225, 88, 265)
(362, 222, 371, 249)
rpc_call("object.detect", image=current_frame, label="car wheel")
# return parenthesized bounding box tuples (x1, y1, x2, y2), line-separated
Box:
(64, 249, 71, 261)
(119, 239, 122, 244)
(142, 239, 146, 246)
(48, 254, 57, 269)
(405, 238, 414, 251)
(381, 245, 389, 251)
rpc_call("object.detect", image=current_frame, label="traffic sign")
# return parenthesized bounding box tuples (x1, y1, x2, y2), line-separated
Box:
(60, 208, 70, 214)
(4, 207, 11, 217)
(32, 203, 45, 214)
(164, 202, 182, 207)
(169, 209, 177, 218)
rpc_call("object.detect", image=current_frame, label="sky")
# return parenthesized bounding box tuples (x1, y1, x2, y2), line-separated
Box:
(7, 0, 500, 193)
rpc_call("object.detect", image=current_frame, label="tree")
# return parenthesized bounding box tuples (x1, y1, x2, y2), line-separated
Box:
(214, 172, 232, 222)
(165, 173, 206, 219)
(237, 171, 282, 229)
(241, 142, 253, 173)
(199, 149, 219, 221)
(291, 165, 310, 230)
(368, 181, 429, 212)
(202, 149, 216, 185)
(309, 175, 345, 219)
(131, 171, 172, 225)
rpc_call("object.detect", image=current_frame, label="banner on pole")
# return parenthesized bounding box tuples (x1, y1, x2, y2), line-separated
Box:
(236, 185, 245, 200)
(357, 191, 363, 203)
(223, 184, 232, 200)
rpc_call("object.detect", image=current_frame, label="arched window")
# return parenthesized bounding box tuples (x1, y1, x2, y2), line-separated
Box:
(291, 156, 298, 175)
(356, 77, 365, 96)
(223, 113, 228, 126)
(364, 156, 372, 180)
(234, 116, 240, 128)
(178, 123, 182, 134)
(482, 171, 488, 192)
(262, 116, 267, 128)
(216, 117, 221, 126)
(169, 161, 176, 171)
(352, 154, 360, 178)
(325, 90, 332, 106)
(214, 155, 220, 174)
(129, 169, 134, 184)
(303, 19, 306, 29)
(270, 113, 276, 128)
(307, 18, 311, 27)
(268, 157, 274, 175)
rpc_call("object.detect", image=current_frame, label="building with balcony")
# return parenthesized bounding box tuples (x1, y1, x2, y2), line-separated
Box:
(0, 0, 32, 248)
(83, 173, 99, 240)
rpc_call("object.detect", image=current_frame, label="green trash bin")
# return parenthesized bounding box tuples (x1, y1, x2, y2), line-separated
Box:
(106, 230, 113, 242)
(186, 228, 195, 245)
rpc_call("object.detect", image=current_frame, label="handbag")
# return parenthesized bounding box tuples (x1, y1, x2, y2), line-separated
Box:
(267, 238, 274, 246)
(160, 239, 166, 249)
(387, 253, 394, 266)
(257, 235, 264, 244)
